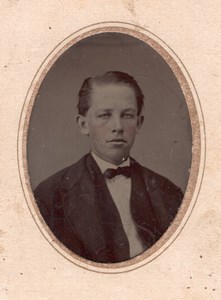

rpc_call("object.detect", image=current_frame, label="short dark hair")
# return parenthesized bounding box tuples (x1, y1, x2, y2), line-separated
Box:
(77, 71, 144, 116)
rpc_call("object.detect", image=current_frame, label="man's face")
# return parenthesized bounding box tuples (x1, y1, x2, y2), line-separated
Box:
(77, 83, 143, 165)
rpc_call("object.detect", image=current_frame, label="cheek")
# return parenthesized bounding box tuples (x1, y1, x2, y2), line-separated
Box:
(89, 125, 108, 143)
(124, 124, 137, 138)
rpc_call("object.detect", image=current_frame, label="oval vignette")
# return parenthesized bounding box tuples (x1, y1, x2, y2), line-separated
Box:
(18, 22, 204, 273)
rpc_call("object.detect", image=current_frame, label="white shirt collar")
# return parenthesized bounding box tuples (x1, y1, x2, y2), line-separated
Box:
(91, 152, 130, 174)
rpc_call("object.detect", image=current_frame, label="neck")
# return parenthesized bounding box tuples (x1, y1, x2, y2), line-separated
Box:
(91, 152, 130, 174)
(92, 152, 129, 166)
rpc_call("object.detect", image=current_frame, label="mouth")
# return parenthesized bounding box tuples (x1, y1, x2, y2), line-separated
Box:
(107, 138, 127, 145)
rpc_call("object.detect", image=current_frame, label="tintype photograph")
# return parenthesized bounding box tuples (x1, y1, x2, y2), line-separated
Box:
(27, 32, 192, 264)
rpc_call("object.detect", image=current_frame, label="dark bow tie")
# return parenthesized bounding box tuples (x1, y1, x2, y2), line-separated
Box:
(103, 166, 131, 179)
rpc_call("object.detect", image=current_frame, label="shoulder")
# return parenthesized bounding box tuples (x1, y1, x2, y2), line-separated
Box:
(142, 165, 182, 195)
(131, 157, 184, 211)
(131, 158, 183, 193)
(33, 154, 89, 200)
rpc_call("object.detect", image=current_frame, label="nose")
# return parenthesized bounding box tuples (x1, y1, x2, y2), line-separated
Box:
(112, 115, 123, 133)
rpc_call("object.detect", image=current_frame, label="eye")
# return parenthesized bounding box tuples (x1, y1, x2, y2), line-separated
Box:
(122, 113, 135, 119)
(98, 113, 111, 119)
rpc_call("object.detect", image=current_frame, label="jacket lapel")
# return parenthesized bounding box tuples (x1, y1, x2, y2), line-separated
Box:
(130, 159, 161, 248)
(60, 154, 130, 262)
(86, 155, 130, 262)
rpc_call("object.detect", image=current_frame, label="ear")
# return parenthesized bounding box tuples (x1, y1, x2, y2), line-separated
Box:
(76, 114, 90, 135)
(136, 115, 144, 133)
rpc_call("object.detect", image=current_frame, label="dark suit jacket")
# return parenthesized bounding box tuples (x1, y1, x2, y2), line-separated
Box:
(34, 153, 183, 263)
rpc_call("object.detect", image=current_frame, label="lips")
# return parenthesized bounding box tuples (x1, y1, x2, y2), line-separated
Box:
(108, 138, 126, 143)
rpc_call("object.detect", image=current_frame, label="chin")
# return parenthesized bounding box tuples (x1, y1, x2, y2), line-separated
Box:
(109, 152, 129, 165)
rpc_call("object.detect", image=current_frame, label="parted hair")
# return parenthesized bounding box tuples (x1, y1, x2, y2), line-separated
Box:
(77, 71, 144, 116)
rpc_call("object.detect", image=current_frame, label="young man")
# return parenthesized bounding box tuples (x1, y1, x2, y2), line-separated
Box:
(34, 71, 183, 263)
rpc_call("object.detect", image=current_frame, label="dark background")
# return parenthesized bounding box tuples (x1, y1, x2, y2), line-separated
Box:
(27, 32, 192, 192)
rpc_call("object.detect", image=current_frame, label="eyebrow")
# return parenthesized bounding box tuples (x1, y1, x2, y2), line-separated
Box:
(96, 108, 136, 113)
(96, 109, 112, 113)
(121, 108, 136, 113)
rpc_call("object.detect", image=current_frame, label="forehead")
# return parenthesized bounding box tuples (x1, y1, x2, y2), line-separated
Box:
(89, 82, 137, 110)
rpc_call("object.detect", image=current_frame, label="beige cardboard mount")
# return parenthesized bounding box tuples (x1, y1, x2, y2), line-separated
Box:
(1, 2, 220, 299)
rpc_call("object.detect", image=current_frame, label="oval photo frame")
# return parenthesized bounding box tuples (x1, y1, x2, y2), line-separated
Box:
(18, 22, 205, 273)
